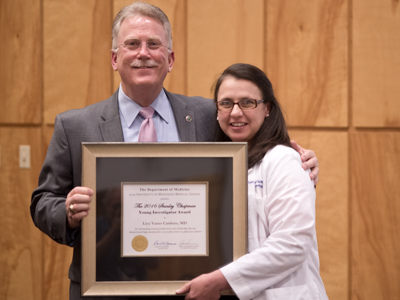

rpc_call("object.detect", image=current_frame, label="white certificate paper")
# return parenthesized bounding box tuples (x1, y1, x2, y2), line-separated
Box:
(121, 182, 208, 257)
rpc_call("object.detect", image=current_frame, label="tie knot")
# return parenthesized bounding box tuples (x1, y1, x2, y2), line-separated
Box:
(139, 106, 155, 119)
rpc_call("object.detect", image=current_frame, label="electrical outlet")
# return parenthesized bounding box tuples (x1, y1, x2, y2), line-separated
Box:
(19, 145, 31, 169)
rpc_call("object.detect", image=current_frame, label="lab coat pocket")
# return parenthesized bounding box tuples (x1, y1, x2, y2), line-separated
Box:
(254, 285, 311, 300)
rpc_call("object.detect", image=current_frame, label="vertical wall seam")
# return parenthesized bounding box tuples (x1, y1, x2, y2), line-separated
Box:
(348, 0, 353, 299)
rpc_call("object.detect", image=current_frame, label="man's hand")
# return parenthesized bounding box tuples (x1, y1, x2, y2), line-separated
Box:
(176, 270, 230, 300)
(291, 140, 319, 185)
(66, 187, 93, 229)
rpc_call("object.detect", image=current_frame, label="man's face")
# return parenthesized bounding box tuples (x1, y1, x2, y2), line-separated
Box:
(111, 15, 175, 95)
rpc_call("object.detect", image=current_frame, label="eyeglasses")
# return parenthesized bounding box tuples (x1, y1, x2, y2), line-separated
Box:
(216, 99, 265, 111)
(117, 39, 169, 52)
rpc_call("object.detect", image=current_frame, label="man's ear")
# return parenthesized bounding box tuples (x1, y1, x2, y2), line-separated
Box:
(168, 51, 175, 73)
(111, 51, 118, 71)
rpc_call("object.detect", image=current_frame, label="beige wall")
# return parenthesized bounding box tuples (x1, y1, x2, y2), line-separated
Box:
(1, 0, 399, 299)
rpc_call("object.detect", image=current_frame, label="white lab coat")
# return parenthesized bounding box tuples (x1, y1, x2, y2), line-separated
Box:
(221, 145, 328, 300)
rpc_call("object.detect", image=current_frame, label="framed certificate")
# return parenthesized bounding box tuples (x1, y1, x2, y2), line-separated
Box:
(81, 143, 247, 297)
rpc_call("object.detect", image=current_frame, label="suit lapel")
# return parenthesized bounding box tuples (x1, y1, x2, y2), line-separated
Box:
(99, 90, 125, 142)
(165, 89, 196, 142)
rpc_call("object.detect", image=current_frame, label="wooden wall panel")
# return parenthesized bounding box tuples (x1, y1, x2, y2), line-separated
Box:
(267, 0, 348, 128)
(1, 1, 400, 299)
(42, 238, 72, 300)
(112, 0, 187, 95)
(0, 127, 43, 299)
(43, 0, 113, 125)
(289, 131, 349, 300)
(187, 0, 264, 98)
(0, 0, 41, 124)
(351, 132, 400, 299)
(41, 125, 72, 300)
(353, 0, 400, 128)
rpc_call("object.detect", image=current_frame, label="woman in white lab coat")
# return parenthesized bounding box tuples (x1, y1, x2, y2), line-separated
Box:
(176, 63, 328, 300)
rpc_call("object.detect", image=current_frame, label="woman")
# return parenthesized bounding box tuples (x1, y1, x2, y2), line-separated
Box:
(176, 63, 328, 300)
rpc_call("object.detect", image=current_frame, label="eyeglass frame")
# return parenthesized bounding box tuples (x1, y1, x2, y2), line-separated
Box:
(114, 38, 171, 53)
(216, 99, 266, 111)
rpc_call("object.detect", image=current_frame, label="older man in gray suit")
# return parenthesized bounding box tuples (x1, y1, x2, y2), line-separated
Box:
(31, 2, 319, 299)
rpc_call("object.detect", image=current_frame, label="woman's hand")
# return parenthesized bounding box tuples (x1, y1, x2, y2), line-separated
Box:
(176, 270, 231, 300)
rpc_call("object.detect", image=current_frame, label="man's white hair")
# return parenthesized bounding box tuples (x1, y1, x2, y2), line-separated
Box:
(111, 1, 172, 52)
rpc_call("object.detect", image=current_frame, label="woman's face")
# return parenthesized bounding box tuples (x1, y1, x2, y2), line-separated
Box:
(217, 76, 269, 143)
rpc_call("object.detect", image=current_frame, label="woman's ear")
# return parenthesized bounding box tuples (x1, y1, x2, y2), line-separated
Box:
(265, 102, 271, 117)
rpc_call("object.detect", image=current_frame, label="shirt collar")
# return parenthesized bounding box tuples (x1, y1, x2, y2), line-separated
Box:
(118, 85, 170, 127)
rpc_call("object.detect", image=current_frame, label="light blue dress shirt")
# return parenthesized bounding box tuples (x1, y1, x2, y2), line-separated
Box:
(117, 85, 181, 142)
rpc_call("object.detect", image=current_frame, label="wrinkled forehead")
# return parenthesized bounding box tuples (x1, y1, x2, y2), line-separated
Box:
(118, 14, 167, 42)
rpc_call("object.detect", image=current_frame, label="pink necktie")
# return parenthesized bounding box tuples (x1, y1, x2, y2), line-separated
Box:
(138, 107, 157, 142)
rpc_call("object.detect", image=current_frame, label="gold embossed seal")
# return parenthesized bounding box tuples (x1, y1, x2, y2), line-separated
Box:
(132, 235, 148, 252)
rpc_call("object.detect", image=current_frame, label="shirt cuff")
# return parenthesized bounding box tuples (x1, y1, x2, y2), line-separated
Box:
(220, 263, 255, 300)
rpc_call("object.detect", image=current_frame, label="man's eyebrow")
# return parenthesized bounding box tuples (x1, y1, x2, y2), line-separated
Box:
(147, 36, 163, 41)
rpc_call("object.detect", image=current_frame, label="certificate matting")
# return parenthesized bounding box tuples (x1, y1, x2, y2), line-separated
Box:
(81, 143, 247, 297)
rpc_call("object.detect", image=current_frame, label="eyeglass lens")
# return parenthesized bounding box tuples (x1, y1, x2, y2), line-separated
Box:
(217, 99, 261, 110)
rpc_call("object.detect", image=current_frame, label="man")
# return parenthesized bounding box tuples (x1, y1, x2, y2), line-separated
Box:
(30, 2, 319, 299)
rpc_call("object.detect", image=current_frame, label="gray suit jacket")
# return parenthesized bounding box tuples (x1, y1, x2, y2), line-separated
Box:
(30, 89, 217, 282)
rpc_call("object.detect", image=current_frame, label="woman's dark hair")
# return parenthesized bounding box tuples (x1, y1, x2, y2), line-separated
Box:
(213, 63, 291, 169)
